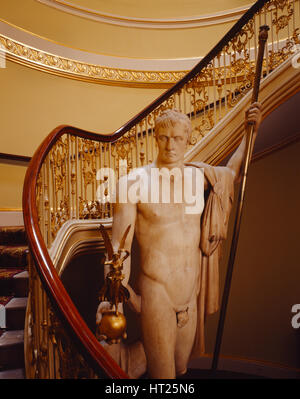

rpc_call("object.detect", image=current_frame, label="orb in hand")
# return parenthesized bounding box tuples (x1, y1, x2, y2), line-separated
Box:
(98, 310, 127, 342)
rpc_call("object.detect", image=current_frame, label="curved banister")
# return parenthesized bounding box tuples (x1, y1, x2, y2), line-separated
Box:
(23, 126, 128, 378)
(22, 0, 300, 379)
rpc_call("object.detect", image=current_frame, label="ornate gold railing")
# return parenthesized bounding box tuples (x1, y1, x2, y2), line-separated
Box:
(23, 0, 300, 379)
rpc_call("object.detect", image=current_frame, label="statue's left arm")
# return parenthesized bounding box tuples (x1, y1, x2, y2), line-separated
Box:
(226, 102, 262, 182)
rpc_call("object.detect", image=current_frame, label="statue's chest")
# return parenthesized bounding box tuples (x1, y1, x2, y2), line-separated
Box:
(138, 202, 192, 223)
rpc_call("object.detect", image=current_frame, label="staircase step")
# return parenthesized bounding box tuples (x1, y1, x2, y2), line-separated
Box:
(0, 296, 14, 329)
(0, 367, 25, 379)
(13, 271, 29, 297)
(5, 298, 27, 331)
(0, 269, 29, 297)
(0, 226, 27, 246)
(0, 330, 24, 370)
(0, 226, 28, 375)
(0, 245, 29, 268)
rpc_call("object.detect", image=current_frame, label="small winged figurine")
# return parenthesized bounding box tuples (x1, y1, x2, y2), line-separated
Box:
(97, 224, 131, 343)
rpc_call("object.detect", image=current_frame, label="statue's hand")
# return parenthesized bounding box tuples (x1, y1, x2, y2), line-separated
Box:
(96, 301, 125, 344)
(244, 102, 262, 132)
(96, 301, 112, 326)
(126, 284, 141, 314)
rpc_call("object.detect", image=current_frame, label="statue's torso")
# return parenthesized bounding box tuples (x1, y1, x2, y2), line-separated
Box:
(133, 165, 205, 307)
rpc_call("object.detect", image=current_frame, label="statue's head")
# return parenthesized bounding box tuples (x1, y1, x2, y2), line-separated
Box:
(155, 109, 192, 141)
(154, 109, 191, 165)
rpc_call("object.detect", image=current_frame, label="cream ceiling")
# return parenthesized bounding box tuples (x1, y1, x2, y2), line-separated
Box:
(36, 0, 253, 28)
(61, 0, 253, 19)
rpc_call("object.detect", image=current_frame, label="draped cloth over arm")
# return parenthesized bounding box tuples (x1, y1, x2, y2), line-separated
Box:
(185, 162, 235, 357)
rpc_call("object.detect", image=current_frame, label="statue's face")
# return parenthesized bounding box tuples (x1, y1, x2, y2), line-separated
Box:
(155, 123, 189, 165)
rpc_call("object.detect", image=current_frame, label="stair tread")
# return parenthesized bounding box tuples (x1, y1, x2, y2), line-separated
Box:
(5, 297, 27, 310)
(0, 368, 25, 379)
(0, 245, 28, 251)
(0, 330, 24, 346)
(0, 268, 27, 279)
(0, 226, 25, 231)
(13, 271, 29, 279)
(0, 245, 28, 269)
(0, 227, 27, 374)
(0, 227, 26, 246)
(0, 269, 29, 299)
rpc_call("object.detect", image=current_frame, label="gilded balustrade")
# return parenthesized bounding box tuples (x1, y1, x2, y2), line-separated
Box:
(25, 253, 100, 378)
(25, 0, 300, 379)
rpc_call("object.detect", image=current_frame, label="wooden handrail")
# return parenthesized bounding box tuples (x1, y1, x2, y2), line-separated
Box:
(23, 0, 271, 379)
(23, 126, 128, 378)
(0, 152, 31, 163)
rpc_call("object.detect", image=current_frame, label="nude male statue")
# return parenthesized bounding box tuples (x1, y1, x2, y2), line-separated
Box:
(96, 104, 262, 379)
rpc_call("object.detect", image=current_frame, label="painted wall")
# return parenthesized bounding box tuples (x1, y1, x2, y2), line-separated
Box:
(0, 161, 27, 212)
(0, 60, 163, 157)
(204, 140, 300, 368)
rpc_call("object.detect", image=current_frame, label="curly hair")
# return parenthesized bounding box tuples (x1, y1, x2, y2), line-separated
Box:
(154, 109, 192, 141)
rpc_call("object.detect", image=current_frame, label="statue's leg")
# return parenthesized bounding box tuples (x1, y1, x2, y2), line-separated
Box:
(126, 340, 147, 379)
(101, 340, 146, 379)
(140, 277, 177, 379)
(174, 295, 198, 376)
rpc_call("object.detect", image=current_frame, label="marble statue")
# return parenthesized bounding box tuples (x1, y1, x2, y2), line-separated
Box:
(96, 104, 262, 379)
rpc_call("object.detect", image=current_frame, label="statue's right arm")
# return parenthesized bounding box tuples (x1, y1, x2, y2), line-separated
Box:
(226, 102, 262, 181)
(110, 175, 141, 313)
(111, 203, 136, 286)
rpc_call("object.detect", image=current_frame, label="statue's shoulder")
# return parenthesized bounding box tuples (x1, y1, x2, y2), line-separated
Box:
(184, 161, 210, 171)
(185, 161, 232, 175)
(184, 162, 234, 191)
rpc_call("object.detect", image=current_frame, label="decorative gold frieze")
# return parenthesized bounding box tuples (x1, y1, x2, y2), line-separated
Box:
(0, 34, 187, 88)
